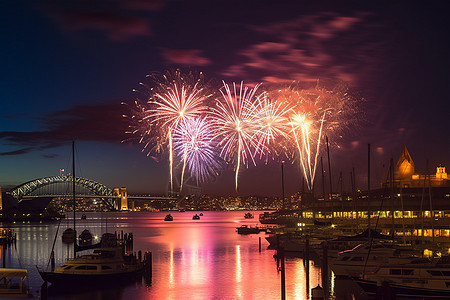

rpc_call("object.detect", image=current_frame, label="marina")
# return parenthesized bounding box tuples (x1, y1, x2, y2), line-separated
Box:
(0, 211, 373, 300)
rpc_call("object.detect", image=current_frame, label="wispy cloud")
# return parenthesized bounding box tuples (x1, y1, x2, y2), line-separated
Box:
(162, 49, 212, 66)
(0, 103, 127, 156)
(222, 12, 385, 87)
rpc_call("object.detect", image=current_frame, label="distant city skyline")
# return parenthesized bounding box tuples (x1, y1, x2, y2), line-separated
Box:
(1, 1, 449, 196)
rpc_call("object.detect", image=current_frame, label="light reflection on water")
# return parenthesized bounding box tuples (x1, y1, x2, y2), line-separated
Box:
(1, 211, 369, 299)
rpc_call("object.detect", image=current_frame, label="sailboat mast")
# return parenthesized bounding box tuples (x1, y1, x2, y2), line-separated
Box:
(368, 143, 371, 237)
(72, 141, 76, 258)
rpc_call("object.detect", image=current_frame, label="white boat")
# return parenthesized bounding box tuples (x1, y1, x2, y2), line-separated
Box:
(354, 256, 450, 298)
(330, 242, 419, 277)
(0, 268, 32, 298)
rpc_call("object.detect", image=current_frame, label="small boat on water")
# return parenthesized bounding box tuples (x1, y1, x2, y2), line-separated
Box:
(81, 213, 87, 220)
(0, 268, 32, 298)
(78, 229, 93, 247)
(199, 213, 203, 216)
(192, 214, 200, 220)
(244, 212, 254, 219)
(62, 228, 75, 244)
(236, 225, 261, 234)
(164, 214, 173, 221)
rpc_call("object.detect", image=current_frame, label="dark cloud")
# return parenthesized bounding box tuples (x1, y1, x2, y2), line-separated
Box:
(0, 147, 34, 156)
(42, 153, 59, 159)
(162, 49, 212, 66)
(3, 113, 29, 120)
(0, 103, 128, 154)
(41, 1, 157, 42)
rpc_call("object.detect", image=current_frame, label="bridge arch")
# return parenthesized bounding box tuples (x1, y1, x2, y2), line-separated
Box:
(9, 175, 118, 209)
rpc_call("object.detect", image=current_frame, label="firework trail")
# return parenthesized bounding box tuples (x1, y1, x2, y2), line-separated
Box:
(130, 70, 213, 193)
(173, 117, 221, 191)
(210, 81, 262, 191)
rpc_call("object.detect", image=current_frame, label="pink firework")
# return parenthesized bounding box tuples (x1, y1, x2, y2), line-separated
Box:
(173, 117, 221, 190)
(133, 70, 213, 193)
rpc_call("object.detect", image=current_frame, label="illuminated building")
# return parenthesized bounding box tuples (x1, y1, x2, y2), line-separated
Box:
(392, 145, 449, 188)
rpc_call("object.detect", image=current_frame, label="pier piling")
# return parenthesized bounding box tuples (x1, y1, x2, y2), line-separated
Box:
(305, 237, 310, 293)
(321, 242, 328, 298)
(259, 237, 261, 252)
(280, 247, 286, 300)
(144, 251, 152, 277)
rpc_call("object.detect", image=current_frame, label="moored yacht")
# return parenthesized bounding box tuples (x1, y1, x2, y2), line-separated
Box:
(39, 233, 147, 286)
(354, 256, 450, 298)
(330, 241, 419, 277)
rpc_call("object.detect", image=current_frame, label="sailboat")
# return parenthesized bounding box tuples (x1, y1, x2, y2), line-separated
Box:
(39, 141, 147, 286)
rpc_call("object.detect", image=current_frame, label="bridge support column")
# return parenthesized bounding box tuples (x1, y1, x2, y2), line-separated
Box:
(114, 188, 128, 211)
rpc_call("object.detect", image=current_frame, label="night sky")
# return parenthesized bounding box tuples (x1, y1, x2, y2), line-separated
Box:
(1, 0, 449, 197)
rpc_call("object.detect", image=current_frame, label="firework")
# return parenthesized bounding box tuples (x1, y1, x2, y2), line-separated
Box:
(131, 70, 213, 193)
(267, 80, 359, 190)
(173, 117, 221, 191)
(210, 81, 263, 191)
(252, 92, 292, 161)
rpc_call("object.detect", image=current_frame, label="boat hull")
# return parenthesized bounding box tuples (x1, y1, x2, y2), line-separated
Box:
(39, 269, 143, 286)
(354, 278, 450, 299)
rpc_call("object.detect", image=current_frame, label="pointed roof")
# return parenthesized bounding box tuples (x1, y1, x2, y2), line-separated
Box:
(395, 145, 415, 179)
(396, 145, 415, 169)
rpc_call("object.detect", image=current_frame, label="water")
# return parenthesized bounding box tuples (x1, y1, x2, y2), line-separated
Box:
(1, 211, 369, 299)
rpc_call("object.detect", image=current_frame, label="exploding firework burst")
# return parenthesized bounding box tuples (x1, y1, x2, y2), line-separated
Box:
(210, 81, 262, 191)
(252, 91, 293, 161)
(173, 117, 221, 190)
(267, 80, 360, 190)
(128, 70, 213, 193)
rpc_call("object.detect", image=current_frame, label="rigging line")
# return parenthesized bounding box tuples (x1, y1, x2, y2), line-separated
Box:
(363, 166, 390, 276)
(46, 217, 63, 271)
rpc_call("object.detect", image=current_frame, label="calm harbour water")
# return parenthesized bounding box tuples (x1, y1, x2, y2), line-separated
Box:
(2, 211, 369, 300)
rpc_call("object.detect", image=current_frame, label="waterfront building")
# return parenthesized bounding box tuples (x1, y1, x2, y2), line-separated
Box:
(392, 145, 449, 188)
(294, 146, 450, 246)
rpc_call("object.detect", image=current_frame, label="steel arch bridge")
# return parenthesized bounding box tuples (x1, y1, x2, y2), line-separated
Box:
(9, 175, 118, 209)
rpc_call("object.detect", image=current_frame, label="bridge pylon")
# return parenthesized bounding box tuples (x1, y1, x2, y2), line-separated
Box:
(113, 187, 128, 211)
